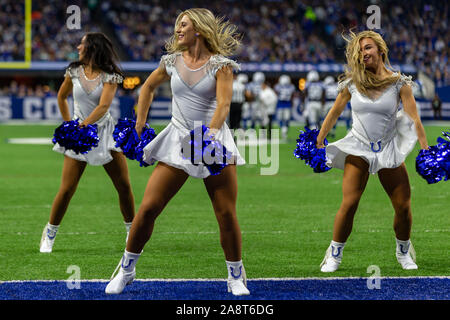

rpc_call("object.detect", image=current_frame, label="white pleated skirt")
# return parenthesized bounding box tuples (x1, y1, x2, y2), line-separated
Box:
(142, 118, 245, 178)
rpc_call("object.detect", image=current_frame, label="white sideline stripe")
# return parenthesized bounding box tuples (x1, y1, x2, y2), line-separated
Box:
(7, 229, 450, 236)
(10, 231, 286, 235)
(7, 138, 52, 145)
(1, 276, 449, 284)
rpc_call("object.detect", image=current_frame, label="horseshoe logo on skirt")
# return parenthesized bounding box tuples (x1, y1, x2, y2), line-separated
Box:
(370, 141, 382, 153)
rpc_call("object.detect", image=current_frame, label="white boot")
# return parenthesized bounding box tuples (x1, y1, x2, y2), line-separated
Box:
(105, 268, 136, 294)
(39, 223, 59, 253)
(226, 260, 250, 296)
(320, 241, 345, 272)
(105, 250, 140, 294)
(396, 239, 418, 270)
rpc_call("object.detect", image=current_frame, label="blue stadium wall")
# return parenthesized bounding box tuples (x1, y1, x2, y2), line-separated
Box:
(0, 62, 448, 122)
(1, 94, 449, 122)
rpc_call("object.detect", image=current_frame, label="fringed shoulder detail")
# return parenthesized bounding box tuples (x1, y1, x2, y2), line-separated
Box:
(159, 53, 180, 76)
(337, 77, 352, 93)
(103, 72, 123, 84)
(160, 53, 179, 69)
(395, 73, 415, 91)
(209, 55, 240, 75)
(64, 66, 80, 79)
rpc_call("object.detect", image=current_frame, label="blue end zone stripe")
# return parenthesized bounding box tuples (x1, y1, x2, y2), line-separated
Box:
(0, 277, 448, 300)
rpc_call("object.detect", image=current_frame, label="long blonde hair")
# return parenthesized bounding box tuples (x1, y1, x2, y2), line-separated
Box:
(165, 8, 242, 57)
(339, 30, 400, 95)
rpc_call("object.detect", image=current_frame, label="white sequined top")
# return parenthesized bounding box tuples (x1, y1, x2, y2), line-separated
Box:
(64, 65, 123, 124)
(160, 52, 240, 130)
(337, 73, 414, 143)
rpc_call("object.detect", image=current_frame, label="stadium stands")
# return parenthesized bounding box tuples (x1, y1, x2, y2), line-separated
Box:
(0, 0, 448, 119)
(0, 0, 25, 61)
(1, 0, 448, 83)
(25, 0, 450, 85)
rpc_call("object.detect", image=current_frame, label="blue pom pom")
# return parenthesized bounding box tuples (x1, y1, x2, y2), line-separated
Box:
(135, 126, 157, 167)
(52, 119, 99, 154)
(182, 125, 232, 176)
(294, 127, 331, 173)
(113, 118, 140, 160)
(416, 131, 450, 184)
(113, 118, 157, 167)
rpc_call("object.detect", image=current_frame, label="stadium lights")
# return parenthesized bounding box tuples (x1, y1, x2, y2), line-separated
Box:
(298, 78, 306, 91)
(123, 77, 141, 90)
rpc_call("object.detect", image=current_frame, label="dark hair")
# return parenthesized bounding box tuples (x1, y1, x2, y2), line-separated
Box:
(68, 32, 123, 76)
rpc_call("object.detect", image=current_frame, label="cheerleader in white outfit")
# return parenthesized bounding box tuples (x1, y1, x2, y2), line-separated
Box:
(106, 8, 249, 296)
(40, 33, 135, 253)
(316, 31, 429, 272)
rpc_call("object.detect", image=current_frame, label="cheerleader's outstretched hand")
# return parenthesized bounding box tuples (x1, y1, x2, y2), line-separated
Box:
(316, 140, 326, 149)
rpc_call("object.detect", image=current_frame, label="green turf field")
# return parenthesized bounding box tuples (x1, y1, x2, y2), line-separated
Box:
(0, 123, 448, 281)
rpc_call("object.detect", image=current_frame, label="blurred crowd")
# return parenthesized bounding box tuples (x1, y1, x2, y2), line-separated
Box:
(380, 0, 449, 87)
(0, 1, 25, 61)
(0, 0, 448, 86)
(31, 0, 101, 61)
(0, 81, 56, 97)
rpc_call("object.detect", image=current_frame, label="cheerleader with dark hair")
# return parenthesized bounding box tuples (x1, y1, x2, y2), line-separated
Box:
(40, 33, 135, 253)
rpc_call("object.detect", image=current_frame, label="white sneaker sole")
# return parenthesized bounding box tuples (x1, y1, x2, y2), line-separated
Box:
(396, 255, 418, 270)
(105, 272, 135, 294)
(227, 280, 250, 296)
(39, 245, 52, 253)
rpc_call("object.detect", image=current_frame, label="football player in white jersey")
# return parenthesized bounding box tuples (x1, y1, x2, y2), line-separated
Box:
(274, 74, 296, 141)
(247, 72, 266, 129)
(322, 75, 338, 137)
(304, 70, 324, 129)
(259, 80, 278, 139)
